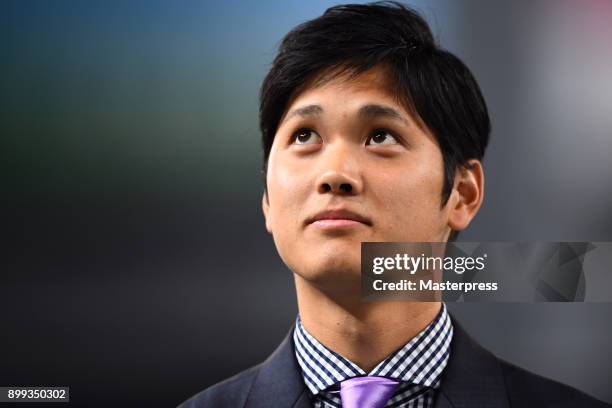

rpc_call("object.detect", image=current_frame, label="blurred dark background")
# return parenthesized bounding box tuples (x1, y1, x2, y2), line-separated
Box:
(1, 0, 611, 406)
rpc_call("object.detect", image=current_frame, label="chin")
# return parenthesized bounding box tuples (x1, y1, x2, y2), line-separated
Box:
(296, 253, 362, 293)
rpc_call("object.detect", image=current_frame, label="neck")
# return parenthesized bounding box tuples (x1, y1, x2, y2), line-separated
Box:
(295, 274, 441, 372)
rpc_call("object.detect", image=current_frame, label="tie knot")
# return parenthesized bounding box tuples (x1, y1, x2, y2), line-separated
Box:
(340, 376, 399, 408)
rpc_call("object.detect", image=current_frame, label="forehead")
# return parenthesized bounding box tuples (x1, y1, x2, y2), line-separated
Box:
(288, 65, 403, 109)
(275, 64, 439, 147)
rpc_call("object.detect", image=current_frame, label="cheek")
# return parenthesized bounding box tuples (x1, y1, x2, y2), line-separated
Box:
(370, 155, 445, 236)
(266, 154, 311, 230)
(265, 154, 319, 275)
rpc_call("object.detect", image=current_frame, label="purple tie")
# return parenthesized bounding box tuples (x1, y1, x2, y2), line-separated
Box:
(340, 376, 400, 408)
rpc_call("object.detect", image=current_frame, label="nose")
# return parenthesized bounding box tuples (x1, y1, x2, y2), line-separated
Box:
(315, 144, 363, 196)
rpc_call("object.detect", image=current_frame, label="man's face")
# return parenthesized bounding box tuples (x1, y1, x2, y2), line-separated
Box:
(263, 67, 453, 290)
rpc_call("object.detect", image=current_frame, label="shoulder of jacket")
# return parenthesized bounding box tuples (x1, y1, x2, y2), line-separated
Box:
(499, 359, 609, 407)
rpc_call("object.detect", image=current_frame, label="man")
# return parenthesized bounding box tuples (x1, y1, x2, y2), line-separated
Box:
(180, 2, 608, 407)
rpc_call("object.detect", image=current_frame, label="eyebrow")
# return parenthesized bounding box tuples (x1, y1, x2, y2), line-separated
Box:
(282, 103, 409, 126)
(283, 104, 323, 124)
(358, 104, 409, 126)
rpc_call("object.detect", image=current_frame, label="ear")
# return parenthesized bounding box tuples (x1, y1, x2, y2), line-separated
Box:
(447, 159, 485, 232)
(262, 191, 273, 234)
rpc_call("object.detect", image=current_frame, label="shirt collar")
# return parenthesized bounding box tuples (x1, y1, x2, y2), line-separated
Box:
(293, 303, 453, 396)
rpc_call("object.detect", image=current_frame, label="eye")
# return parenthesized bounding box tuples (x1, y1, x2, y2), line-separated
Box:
(366, 129, 399, 146)
(292, 128, 322, 145)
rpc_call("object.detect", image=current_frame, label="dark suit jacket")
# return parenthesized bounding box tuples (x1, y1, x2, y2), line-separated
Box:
(179, 319, 609, 407)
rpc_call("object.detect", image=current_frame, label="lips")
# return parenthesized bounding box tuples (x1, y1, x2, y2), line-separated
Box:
(307, 209, 372, 227)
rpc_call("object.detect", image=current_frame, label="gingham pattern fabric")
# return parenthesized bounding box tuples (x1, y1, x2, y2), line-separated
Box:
(293, 304, 453, 408)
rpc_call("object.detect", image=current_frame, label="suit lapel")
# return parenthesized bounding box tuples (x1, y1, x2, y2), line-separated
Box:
(434, 319, 509, 408)
(245, 326, 310, 408)
(293, 389, 314, 408)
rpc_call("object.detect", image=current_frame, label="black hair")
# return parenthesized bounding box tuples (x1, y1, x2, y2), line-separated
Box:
(260, 1, 490, 207)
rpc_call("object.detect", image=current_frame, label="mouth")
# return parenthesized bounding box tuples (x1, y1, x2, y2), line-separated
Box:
(307, 209, 372, 230)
